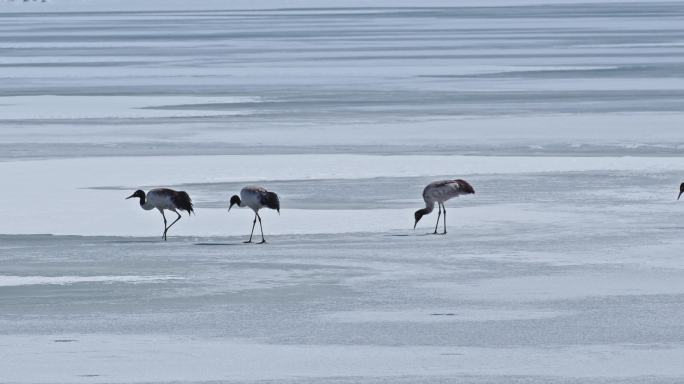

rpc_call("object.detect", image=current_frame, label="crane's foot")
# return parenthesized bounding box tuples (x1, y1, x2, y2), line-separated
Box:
(257, 239, 267, 244)
(243, 240, 253, 244)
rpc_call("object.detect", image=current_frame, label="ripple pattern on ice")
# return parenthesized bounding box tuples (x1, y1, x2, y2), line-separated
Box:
(0, 275, 180, 287)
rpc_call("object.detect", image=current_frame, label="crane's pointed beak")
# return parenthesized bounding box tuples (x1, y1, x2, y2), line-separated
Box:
(125, 194, 135, 200)
(679, 191, 683, 200)
(413, 220, 418, 229)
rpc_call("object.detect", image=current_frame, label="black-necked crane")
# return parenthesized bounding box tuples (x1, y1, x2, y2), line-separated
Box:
(414, 179, 475, 234)
(126, 188, 194, 241)
(229, 186, 280, 244)
(679, 183, 684, 200)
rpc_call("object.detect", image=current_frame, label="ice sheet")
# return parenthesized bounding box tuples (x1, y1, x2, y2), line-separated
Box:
(0, 154, 683, 236)
(0, 275, 179, 287)
(0, 96, 258, 119)
(3, 2, 684, 383)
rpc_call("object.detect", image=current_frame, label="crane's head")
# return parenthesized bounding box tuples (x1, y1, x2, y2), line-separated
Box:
(126, 190, 145, 200)
(228, 195, 241, 211)
(414, 209, 426, 229)
(679, 182, 684, 200)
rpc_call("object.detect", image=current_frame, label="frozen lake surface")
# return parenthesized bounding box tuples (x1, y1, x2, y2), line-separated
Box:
(2, 1, 684, 383)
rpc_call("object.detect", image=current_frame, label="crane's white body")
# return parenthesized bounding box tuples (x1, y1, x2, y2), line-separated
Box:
(422, 180, 474, 210)
(238, 186, 269, 212)
(141, 189, 180, 212)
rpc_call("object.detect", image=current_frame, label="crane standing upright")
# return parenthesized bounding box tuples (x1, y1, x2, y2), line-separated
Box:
(229, 186, 280, 244)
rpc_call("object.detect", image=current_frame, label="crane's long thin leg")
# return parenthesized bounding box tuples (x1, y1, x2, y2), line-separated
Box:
(433, 204, 442, 234)
(164, 212, 182, 239)
(244, 213, 257, 243)
(441, 203, 447, 235)
(257, 213, 266, 244)
(161, 210, 168, 241)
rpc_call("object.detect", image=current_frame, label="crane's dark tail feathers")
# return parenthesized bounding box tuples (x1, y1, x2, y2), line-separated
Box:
(174, 191, 194, 215)
(262, 191, 280, 213)
(679, 182, 684, 200)
(455, 179, 475, 194)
